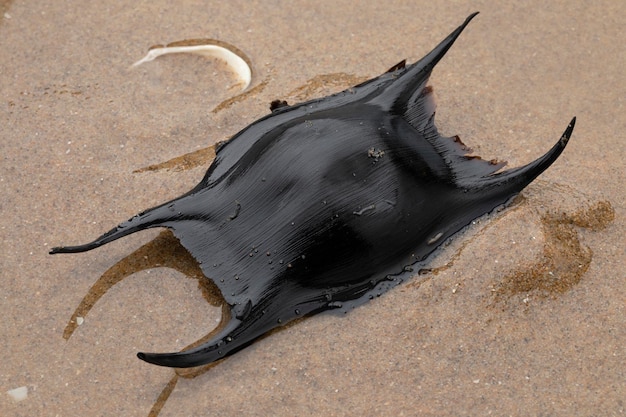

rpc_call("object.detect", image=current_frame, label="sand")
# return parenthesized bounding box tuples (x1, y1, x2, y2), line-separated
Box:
(1, 1, 624, 416)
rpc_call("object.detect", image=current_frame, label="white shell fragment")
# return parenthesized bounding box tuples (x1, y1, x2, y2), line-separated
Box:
(132, 39, 252, 91)
(7, 386, 28, 402)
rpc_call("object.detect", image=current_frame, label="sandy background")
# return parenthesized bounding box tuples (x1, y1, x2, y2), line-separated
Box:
(1, 1, 624, 416)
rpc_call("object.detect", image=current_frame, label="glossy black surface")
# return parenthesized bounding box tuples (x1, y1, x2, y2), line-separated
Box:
(51, 13, 575, 368)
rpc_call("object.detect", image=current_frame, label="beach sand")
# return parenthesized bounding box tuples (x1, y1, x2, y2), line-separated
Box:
(1, 1, 624, 416)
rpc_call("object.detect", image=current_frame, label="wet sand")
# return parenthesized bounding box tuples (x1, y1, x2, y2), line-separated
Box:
(1, 1, 624, 416)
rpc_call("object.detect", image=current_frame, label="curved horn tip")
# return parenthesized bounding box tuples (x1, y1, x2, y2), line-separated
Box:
(137, 351, 173, 367)
(560, 117, 577, 147)
(49, 243, 96, 254)
(137, 351, 206, 368)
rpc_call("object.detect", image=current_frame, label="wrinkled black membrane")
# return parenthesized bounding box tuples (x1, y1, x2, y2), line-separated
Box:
(51, 13, 575, 368)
